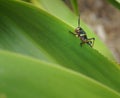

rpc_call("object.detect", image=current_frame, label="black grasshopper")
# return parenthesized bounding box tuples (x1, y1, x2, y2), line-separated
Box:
(69, 15, 95, 47)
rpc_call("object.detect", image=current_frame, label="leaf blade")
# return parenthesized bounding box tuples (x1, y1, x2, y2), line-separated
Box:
(31, 0, 115, 60)
(0, 0, 120, 94)
(0, 50, 120, 98)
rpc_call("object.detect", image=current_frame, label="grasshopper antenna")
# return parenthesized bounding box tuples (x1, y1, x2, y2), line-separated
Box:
(78, 13, 80, 28)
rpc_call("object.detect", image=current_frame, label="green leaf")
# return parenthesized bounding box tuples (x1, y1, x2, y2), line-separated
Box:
(0, 0, 120, 96)
(31, 0, 115, 60)
(70, 0, 79, 15)
(107, 0, 120, 10)
(0, 50, 120, 98)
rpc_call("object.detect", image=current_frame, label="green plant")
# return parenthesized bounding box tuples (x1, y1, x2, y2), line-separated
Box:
(0, 0, 120, 98)
(107, 0, 120, 10)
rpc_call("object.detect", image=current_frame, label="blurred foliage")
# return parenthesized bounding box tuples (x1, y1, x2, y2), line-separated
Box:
(107, 0, 120, 10)
(0, 0, 120, 98)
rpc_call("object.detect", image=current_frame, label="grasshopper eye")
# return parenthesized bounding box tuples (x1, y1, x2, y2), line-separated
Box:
(75, 27, 80, 33)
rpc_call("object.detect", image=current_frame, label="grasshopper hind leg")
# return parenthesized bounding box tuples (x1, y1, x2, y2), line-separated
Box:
(87, 38, 95, 47)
